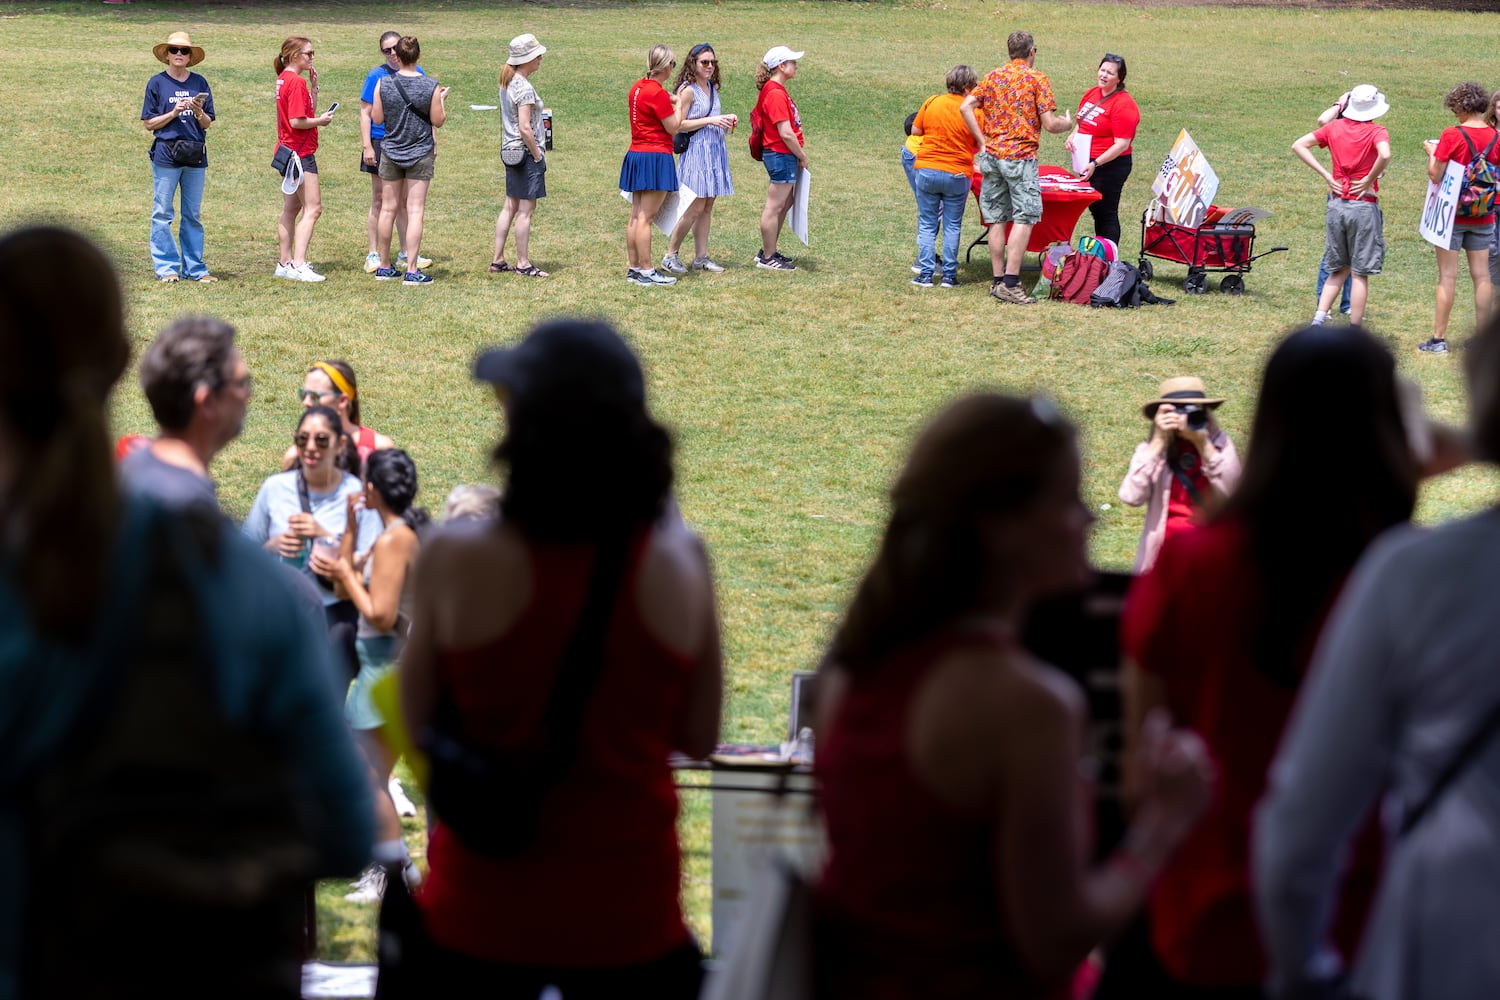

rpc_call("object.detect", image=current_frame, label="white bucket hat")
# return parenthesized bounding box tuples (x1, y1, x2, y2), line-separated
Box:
(762, 45, 804, 70)
(507, 33, 547, 66)
(1342, 84, 1389, 122)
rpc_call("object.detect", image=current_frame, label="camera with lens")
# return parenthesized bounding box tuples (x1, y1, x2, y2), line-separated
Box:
(1177, 404, 1208, 432)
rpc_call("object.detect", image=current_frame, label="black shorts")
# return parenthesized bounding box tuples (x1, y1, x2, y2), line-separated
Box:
(279, 153, 318, 176)
(360, 137, 383, 176)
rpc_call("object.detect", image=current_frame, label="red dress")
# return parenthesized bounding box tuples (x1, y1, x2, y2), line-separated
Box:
(417, 531, 696, 967)
(1121, 516, 1379, 986)
(816, 625, 1065, 999)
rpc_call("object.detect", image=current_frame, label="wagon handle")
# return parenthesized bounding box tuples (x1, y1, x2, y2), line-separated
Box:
(1248, 246, 1289, 264)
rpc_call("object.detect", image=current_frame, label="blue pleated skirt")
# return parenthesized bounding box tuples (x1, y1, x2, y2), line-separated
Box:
(619, 149, 678, 193)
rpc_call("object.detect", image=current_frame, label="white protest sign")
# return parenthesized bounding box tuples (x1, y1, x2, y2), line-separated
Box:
(619, 181, 700, 236)
(1150, 129, 1220, 228)
(789, 167, 811, 246)
(1420, 159, 1464, 249)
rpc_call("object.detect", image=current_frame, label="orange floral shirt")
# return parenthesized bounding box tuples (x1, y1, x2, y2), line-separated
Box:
(970, 59, 1056, 161)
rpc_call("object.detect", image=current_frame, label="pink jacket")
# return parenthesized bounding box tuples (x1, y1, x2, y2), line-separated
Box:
(1118, 432, 1241, 572)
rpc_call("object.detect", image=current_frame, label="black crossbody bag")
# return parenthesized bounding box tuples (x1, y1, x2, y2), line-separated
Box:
(420, 535, 632, 859)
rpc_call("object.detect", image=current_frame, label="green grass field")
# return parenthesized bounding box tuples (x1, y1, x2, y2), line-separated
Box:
(6, 0, 1499, 961)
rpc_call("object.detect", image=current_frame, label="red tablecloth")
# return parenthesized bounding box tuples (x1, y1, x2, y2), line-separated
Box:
(969, 163, 1103, 252)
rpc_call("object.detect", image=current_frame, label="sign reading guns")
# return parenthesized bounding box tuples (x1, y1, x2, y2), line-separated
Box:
(1420, 159, 1464, 248)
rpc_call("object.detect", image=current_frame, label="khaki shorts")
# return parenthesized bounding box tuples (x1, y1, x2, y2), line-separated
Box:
(377, 150, 435, 182)
(977, 153, 1041, 225)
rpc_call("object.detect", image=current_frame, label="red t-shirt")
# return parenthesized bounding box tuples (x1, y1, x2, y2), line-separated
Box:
(1075, 86, 1140, 160)
(417, 533, 697, 966)
(1312, 118, 1389, 198)
(628, 77, 675, 154)
(275, 69, 317, 157)
(1121, 517, 1379, 987)
(759, 80, 803, 155)
(1434, 123, 1500, 226)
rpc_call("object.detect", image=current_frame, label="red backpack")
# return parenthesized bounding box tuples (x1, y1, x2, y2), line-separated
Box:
(749, 87, 768, 161)
(1050, 254, 1112, 304)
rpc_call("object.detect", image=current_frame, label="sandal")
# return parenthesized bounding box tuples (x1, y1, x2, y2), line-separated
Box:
(488, 260, 511, 273)
(514, 264, 549, 278)
(159, 274, 179, 284)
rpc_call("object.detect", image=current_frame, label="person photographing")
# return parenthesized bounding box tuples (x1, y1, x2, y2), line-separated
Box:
(1118, 376, 1241, 573)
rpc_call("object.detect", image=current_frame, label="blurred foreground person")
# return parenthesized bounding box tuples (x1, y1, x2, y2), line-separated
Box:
(397, 318, 722, 996)
(1256, 314, 1500, 1000)
(0, 226, 372, 1000)
(1120, 326, 1424, 998)
(815, 393, 1213, 999)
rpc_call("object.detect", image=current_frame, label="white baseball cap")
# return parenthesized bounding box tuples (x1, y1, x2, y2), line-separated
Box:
(762, 45, 804, 70)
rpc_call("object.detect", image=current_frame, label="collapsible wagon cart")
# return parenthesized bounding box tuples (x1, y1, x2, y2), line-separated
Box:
(1138, 210, 1287, 295)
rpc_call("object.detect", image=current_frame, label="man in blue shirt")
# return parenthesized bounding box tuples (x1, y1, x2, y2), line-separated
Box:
(141, 31, 216, 283)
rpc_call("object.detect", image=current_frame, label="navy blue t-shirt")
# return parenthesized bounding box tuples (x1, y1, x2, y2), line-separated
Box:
(141, 70, 215, 167)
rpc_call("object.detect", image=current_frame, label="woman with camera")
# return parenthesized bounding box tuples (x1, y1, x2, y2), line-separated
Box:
(1118, 376, 1241, 573)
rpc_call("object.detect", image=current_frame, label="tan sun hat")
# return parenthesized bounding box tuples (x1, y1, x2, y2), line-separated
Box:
(1141, 375, 1225, 418)
(153, 31, 205, 67)
(507, 33, 546, 66)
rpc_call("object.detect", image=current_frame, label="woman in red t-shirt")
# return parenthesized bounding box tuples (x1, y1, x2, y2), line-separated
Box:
(273, 36, 334, 282)
(1064, 53, 1140, 244)
(620, 45, 688, 287)
(1421, 81, 1500, 354)
(753, 46, 807, 270)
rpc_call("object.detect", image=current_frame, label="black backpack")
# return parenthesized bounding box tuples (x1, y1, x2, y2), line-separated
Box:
(1090, 260, 1175, 308)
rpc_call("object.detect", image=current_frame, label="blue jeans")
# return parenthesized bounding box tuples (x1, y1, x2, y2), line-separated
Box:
(901, 146, 917, 197)
(914, 167, 969, 281)
(151, 163, 207, 279)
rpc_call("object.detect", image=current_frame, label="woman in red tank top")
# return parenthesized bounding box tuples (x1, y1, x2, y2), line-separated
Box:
(398, 318, 723, 997)
(816, 394, 1213, 999)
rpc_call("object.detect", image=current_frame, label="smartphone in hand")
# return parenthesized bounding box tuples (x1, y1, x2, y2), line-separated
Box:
(325, 101, 341, 116)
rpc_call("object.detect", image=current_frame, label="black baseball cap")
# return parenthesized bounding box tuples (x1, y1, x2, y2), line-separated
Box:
(473, 318, 645, 409)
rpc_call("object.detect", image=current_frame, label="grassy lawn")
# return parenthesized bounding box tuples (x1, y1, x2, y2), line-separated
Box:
(6, 0, 1498, 962)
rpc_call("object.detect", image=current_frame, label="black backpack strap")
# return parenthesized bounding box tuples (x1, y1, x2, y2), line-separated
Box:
(390, 75, 431, 125)
(1399, 693, 1500, 837)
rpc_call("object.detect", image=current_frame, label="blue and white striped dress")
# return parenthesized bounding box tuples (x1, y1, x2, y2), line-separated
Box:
(677, 84, 733, 197)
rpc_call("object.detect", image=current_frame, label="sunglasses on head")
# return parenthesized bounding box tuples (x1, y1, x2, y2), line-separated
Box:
(167, 46, 193, 56)
(294, 431, 335, 449)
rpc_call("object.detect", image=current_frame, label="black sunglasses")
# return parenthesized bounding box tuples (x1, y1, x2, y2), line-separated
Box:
(167, 46, 193, 56)
(293, 431, 335, 449)
(382, 45, 397, 55)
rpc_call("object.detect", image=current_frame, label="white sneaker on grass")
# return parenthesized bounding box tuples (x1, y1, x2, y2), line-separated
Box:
(289, 263, 325, 283)
(274, 262, 292, 279)
(661, 252, 689, 275)
(397, 252, 432, 269)
(343, 867, 385, 904)
(363, 252, 381, 274)
(388, 776, 418, 818)
(639, 268, 677, 286)
(692, 256, 725, 272)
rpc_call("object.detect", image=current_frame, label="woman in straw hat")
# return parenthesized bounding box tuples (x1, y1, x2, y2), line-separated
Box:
(1117, 375, 1240, 573)
(491, 33, 550, 278)
(141, 31, 216, 283)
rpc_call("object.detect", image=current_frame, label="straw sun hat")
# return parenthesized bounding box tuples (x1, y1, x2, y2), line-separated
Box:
(153, 31, 205, 67)
(1141, 376, 1225, 419)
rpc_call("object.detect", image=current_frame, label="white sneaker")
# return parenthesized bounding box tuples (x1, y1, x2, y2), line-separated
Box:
(388, 776, 418, 817)
(661, 252, 689, 275)
(692, 256, 725, 273)
(640, 268, 677, 286)
(290, 263, 326, 283)
(397, 252, 433, 269)
(343, 867, 386, 904)
(274, 262, 292, 279)
(363, 252, 381, 274)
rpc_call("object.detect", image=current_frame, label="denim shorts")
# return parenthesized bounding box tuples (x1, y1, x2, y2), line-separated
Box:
(1449, 222, 1496, 252)
(764, 150, 801, 185)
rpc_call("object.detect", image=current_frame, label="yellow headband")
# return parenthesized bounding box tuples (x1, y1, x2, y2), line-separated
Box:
(311, 362, 355, 400)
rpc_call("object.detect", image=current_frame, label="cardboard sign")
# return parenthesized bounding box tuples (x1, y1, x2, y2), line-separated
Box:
(1420, 159, 1465, 249)
(1150, 129, 1220, 229)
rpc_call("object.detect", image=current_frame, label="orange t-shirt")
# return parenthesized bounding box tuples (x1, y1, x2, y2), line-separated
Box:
(913, 92, 979, 176)
(969, 59, 1055, 161)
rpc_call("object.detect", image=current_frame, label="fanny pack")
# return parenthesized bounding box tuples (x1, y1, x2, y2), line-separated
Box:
(161, 139, 206, 167)
(271, 144, 294, 174)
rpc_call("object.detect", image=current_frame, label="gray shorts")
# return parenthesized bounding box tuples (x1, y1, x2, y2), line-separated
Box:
(1324, 198, 1384, 275)
(1448, 221, 1495, 252)
(977, 153, 1041, 225)
(378, 150, 435, 182)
